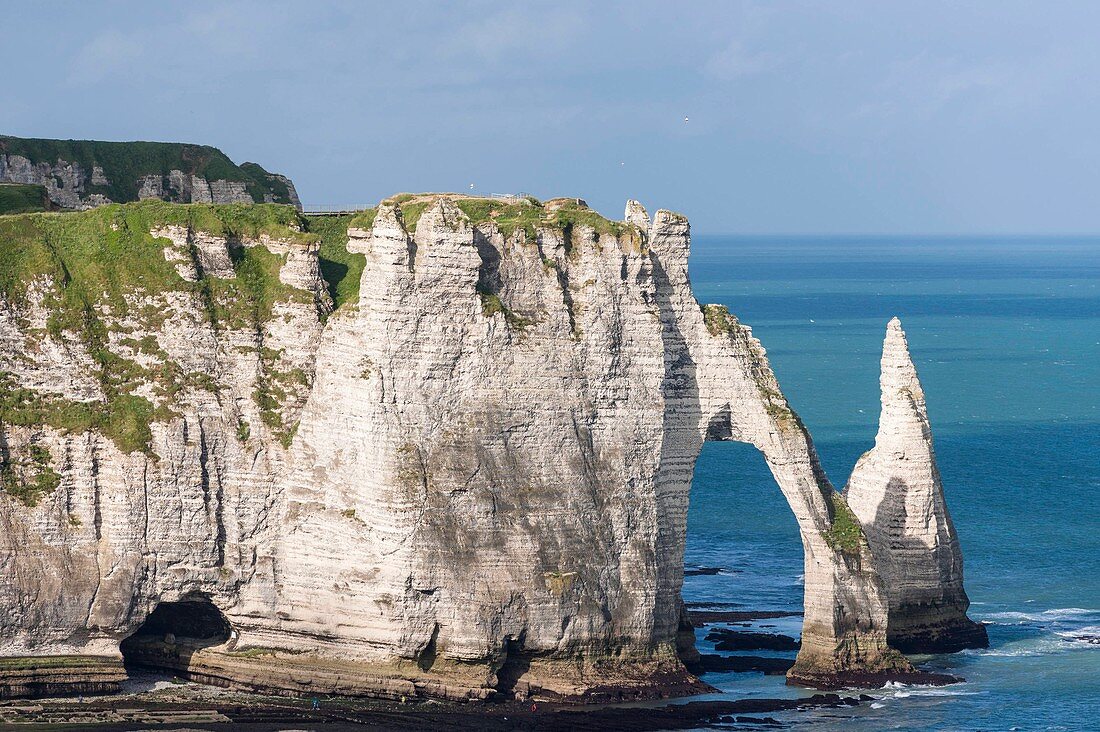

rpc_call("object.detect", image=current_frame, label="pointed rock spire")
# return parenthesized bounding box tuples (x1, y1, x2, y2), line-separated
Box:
(845, 318, 988, 653)
(649, 209, 690, 283)
(624, 199, 651, 230)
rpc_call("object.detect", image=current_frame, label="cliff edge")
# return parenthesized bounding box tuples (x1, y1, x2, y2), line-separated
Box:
(0, 196, 982, 701)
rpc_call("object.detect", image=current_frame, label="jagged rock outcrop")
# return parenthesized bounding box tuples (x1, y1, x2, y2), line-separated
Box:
(845, 319, 987, 653)
(624, 199, 651, 229)
(0, 196, 975, 702)
(0, 135, 300, 210)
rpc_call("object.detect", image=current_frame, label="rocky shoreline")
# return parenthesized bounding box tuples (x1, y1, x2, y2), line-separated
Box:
(0, 683, 877, 731)
(685, 613, 961, 690)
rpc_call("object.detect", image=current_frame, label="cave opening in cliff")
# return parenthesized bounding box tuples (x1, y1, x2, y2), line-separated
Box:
(494, 632, 530, 697)
(119, 598, 233, 676)
(686, 441, 805, 652)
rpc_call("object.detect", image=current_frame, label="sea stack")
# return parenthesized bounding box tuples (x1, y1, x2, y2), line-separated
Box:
(0, 193, 979, 702)
(845, 318, 988, 653)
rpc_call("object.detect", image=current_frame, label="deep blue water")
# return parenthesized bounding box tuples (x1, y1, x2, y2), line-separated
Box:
(683, 236, 1100, 731)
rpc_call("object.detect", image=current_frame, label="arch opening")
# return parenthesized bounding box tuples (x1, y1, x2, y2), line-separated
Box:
(120, 599, 233, 677)
(682, 440, 805, 678)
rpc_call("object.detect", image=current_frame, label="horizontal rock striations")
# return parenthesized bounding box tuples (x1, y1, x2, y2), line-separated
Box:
(845, 318, 988, 653)
(0, 195, 977, 701)
(0, 136, 300, 210)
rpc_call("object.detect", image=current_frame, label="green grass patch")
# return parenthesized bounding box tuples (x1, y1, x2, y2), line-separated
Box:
(227, 647, 280, 658)
(478, 287, 533, 331)
(0, 202, 319, 454)
(824, 492, 863, 553)
(0, 371, 169, 456)
(238, 161, 293, 204)
(347, 208, 378, 231)
(304, 214, 366, 311)
(702, 304, 737, 336)
(456, 198, 544, 241)
(0, 183, 51, 215)
(455, 197, 627, 251)
(0, 443, 61, 507)
(395, 201, 431, 232)
(551, 200, 626, 239)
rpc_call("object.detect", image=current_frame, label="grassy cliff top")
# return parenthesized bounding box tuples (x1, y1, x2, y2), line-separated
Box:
(0, 201, 315, 306)
(341, 193, 630, 241)
(0, 196, 639, 322)
(0, 183, 52, 215)
(0, 135, 294, 205)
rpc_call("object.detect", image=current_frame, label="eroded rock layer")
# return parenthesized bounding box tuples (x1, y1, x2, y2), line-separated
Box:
(0, 196, 977, 701)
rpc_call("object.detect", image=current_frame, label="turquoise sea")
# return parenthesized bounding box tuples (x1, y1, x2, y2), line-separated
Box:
(683, 236, 1100, 731)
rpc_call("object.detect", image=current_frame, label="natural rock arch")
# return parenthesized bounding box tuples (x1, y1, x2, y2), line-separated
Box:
(640, 208, 900, 686)
(0, 195, 984, 702)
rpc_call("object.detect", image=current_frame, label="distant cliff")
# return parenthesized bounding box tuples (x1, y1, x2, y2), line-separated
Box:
(0, 136, 300, 211)
(0, 183, 54, 215)
(0, 195, 983, 702)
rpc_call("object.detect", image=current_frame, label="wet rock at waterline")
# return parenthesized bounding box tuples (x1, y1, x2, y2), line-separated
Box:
(704, 629, 800, 652)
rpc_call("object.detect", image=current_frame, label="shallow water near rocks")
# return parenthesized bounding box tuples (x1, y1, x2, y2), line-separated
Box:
(684, 235, 1100, 730)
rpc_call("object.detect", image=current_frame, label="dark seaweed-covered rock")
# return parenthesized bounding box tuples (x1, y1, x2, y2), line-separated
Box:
(696, 654, 795, 675)
(705, 628, 800, 652)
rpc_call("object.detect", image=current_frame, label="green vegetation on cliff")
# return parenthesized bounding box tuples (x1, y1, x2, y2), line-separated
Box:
(301, 195, 635, 318)
(303, 214, 367, 311)
(0, 202, 318, 454)
(477, 287, 533, 331)
(0, 135, 296, 205)
(0, 442, 61, 507)
(825, 492, 864, 553)
(702, 303, 737, 336)
(361, 195, 628, 244)
(238, 161, 294, 204)
(0, 184, 51, 215)
(454, 197, 627, 244)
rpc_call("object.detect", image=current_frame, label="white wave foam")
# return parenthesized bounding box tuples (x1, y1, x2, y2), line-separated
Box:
(882, 680, 971, 695)
(1054, 626, 1100, 646)
(981, 607, 1097, 624)
(905, 688, 981, 697)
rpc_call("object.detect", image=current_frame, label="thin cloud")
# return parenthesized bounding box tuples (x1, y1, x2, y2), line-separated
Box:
(69, 30, 147, 84)
(704, 38, 780, 80)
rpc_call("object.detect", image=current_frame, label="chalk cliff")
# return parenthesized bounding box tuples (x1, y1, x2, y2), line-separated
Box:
(0, 136, 300, 210)
(845, 318, 988, 653)
(0, 196, 980, 701)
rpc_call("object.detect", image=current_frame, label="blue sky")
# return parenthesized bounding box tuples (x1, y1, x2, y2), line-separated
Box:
(4, 1, 1100, 233)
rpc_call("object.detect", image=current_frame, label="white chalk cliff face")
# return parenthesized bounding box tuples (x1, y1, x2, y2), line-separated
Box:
(845, 319, 988, 653)
(0, 197, 982, 701)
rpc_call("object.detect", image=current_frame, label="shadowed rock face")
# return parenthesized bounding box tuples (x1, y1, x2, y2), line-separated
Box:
(0, 197, 976, 701)
(845, 319, 987, 653)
